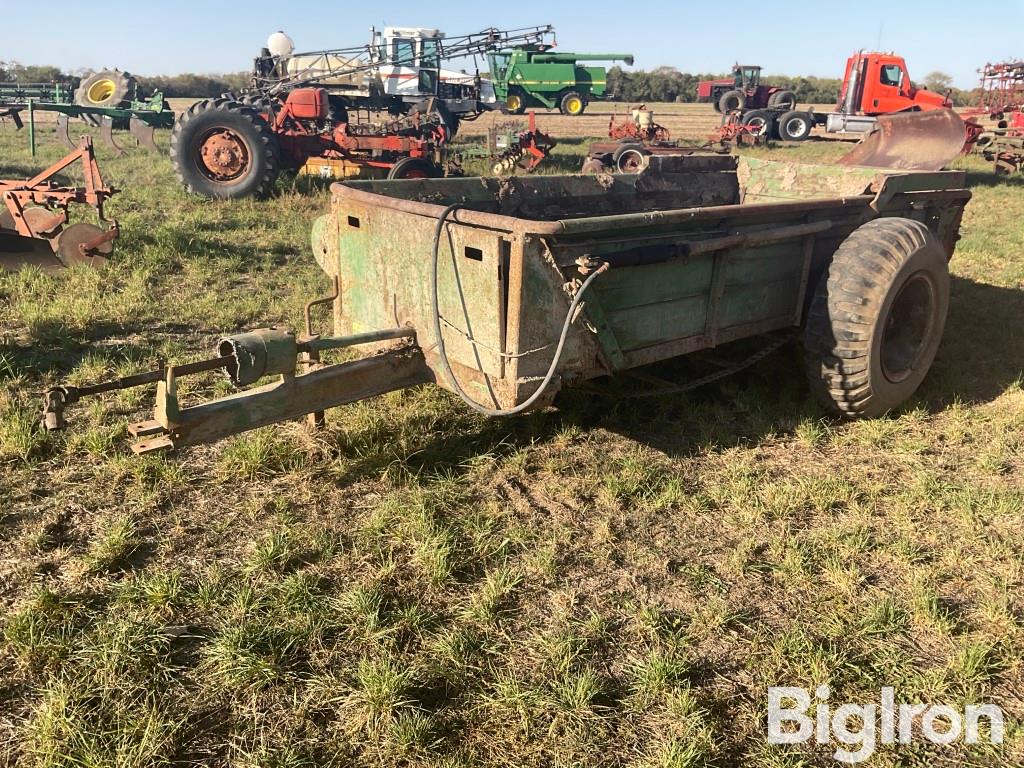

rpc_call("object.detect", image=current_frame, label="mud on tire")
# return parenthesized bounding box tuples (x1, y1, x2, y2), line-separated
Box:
(803, 217, 950, 418)
(170, 99, 280, 200)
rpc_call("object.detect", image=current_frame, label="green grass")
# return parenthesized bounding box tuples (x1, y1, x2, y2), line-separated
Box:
(1, 117, 1023, 767)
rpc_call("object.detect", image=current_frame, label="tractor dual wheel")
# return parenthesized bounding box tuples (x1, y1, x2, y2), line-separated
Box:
(559, 91, 586, 116)
(718, 89, 746, 113)
(506, 88, 528, 115)
(387, 157, 441, 180)
(170, 99, 281, 200)
(804, 218, 949, 418)
(75, 70, 136, 109)
(776, 110, 813, 141)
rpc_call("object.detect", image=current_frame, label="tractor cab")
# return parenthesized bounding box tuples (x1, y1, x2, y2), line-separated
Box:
(733, 64, 762, 91)
(370, 27, 479, 101)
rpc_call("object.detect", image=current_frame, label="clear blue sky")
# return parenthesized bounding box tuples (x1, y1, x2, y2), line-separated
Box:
(3, 1, 1020, 88)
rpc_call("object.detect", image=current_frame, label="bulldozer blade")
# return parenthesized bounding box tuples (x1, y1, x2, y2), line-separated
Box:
(128, 117, 159, 152)
(838, 109, 967, 172)
(55, 113, 78, 151)
(100, 117, 127, 157)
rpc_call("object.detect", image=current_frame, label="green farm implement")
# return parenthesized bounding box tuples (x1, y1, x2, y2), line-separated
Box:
(0, 70, 174, 156)
(46, 153, 970, 451)
(488, 43, 633, 115)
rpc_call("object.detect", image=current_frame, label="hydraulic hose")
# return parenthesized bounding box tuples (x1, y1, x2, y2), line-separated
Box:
(430, 203, 606, 416)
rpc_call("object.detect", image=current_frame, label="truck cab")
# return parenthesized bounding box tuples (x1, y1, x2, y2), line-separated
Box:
(840, 52, 950, 116)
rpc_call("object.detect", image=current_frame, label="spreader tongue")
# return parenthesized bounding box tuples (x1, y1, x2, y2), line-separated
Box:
(838, 109, 967, 171)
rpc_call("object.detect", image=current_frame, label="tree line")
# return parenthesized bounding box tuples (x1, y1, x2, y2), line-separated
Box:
(1, 61, 980, 107)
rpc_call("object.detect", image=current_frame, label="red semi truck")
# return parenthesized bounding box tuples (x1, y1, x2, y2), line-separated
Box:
(718, 51, 951, 141)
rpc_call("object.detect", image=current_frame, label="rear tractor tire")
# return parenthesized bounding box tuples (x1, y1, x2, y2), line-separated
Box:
(75, 69, 136, 108)
(559, 91, 586, 116)
(718, 89, 746, 113)
(768, 89, 797, 111)
(170, 99, 281, 200)
(803, 218, 949, 419)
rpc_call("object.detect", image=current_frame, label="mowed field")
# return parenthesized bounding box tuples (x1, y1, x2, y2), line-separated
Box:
(1, 105, 1023, 767)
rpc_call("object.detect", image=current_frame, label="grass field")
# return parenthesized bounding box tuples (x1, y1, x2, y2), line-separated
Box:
(1, 107, 1023, 767)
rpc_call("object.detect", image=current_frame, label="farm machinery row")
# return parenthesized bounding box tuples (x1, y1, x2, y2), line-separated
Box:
(171, 25, 568, 198)
(962, 61, 1024, 174)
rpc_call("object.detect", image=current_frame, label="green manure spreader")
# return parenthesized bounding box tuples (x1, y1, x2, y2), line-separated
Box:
(46, 155, 970, 454)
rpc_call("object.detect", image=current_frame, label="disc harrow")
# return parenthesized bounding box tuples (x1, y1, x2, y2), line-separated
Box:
(0, 136, 119, 272)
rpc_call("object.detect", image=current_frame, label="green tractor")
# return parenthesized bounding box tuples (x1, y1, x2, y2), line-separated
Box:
(487, 47, 634, 116)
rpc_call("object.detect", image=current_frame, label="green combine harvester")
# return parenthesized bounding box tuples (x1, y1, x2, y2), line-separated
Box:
(487, 46, 634, 115)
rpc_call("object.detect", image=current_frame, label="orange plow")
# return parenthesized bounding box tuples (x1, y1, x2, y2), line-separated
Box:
(0, 136, 118, 272)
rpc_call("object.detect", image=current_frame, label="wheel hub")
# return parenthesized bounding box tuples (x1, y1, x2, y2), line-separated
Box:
(199, 129, 249, 181)
(87, 79, 116, 104)
(881, 272, 935, 383)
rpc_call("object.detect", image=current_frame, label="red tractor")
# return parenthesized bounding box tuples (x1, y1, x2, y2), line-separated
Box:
(170, 89, 457, 200)
(697, 65, 796, 113)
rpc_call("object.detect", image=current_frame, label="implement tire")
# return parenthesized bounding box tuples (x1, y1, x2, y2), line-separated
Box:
(170, 99, 280, 200)
(75, 69, 135, 108)
(804, 217, 949, 418)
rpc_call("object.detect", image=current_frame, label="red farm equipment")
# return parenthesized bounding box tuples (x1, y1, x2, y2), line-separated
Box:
(170, 25, 561, 199)
(697, 65, 796, 113)
(961, 61, 1024, 173)
(170, 91, 458, 199)
(1, 136, 118, 272)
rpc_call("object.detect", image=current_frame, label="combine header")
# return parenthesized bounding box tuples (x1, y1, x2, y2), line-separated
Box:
(1, 137, 118, 272)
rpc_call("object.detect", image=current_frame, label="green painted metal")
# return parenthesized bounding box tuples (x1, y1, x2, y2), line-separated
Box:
(312, 156, 970, 410)
(486, 47, 634, 111)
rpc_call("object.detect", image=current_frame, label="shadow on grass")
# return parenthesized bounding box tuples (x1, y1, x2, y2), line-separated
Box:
(921, 274, 1024, 409)
(324, 273, 1024, 481)
(0, 329, 160, 382)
